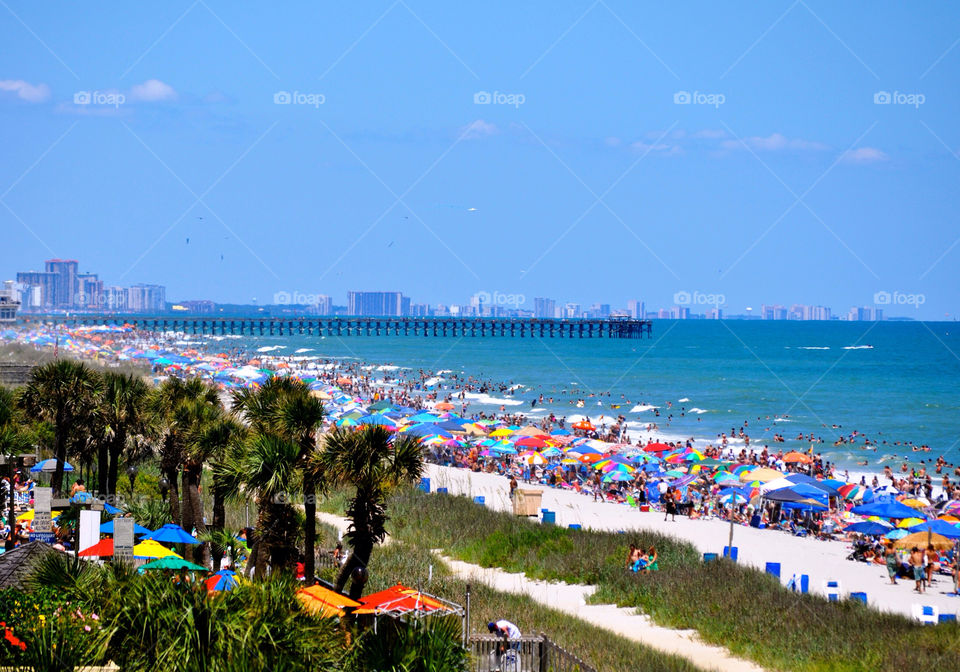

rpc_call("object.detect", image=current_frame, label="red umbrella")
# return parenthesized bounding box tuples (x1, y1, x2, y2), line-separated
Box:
(644, 442, 672, 453)
(78, 538, 114, 557)
(515, 436, 547, 448)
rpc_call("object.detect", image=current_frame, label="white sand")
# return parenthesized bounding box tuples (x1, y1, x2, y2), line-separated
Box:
(425, 464, 960, 620)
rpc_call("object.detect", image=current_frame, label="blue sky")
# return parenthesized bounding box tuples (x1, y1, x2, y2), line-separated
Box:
(1, 1, 958, 318)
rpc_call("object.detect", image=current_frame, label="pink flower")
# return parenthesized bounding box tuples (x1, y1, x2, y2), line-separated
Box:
(84, 625, 91, 632)
(90, 614, 99, 621)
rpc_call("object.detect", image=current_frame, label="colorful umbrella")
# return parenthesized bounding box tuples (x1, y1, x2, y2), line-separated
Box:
(205, 569, 239, 592)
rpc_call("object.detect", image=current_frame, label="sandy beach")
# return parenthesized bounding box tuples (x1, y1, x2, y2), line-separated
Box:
(425, 464, 960, 621)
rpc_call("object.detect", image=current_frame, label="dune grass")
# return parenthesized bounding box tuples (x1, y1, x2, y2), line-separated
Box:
(363, 541, 703, 672)
(378, 489, 960, 672)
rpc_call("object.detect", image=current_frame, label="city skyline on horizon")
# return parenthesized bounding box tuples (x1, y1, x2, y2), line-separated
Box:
(3, 254, 923, 320)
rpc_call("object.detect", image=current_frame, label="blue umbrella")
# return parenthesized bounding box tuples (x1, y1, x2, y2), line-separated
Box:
(907, 520, 960, 539)
(30, 459, 74, 473)
(100, 520, 153, 536)
(356, 415, 397, 426)
(885, 528, 909, 540)
(851, 500, 928, 520)
(844, 521, 893, 536)
(719, 492, 748, 505)
(146, 523, 200, 545)
(206, 569, 238, 592)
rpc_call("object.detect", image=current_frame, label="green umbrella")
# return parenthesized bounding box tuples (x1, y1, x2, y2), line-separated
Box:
(141, 556, 207, 572)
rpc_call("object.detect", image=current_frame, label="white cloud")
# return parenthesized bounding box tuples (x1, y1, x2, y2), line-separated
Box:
(721, 133, 829, 152)
(461, 119, 498, 139)
(631, 141, 677, 154)
(692, 128, 726, 139)
(604, 136, 621, 147)
(841, 147, 888, 163)
(128, 79, 177, 102)
(0, 79, 51, 102)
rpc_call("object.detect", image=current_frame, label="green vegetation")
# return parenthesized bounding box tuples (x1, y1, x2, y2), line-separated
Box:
(365, 542, 702, 672)
(381, 489, 960, 672)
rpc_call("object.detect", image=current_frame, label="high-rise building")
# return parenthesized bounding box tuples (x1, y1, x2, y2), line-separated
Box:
(76, 273, 103, 310)
(15, 270, 57, 310)
(533, 297, 556, 318)
(671, 306, 690, 319)
(44, 259, 79, 309)
(562, 303, 580, 318)
(626, 300, 644, 319)
(127, 284, 166, 313)
(0, 281, 20, 323)
(347, 291, 405, 316)
(102, 286, 128, 312)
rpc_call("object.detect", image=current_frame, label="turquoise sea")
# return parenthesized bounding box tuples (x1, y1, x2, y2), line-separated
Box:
(209, 320, 960, 471)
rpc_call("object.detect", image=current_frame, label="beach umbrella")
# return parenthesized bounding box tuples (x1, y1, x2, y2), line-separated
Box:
(851, 500, 926, 520)
(357, 415, 397, 427)
(206, 569, 239, 592)
(434, 401, 454, 411)
(714, 472, 739, 484)
(843, 521, 893, 536)
(516, 436, 548, 448)
(896, 517, 926, 529)
(30, 459, 74, 473)
(740, 467, 783, 483)
(893, 532, 954, 551)
(99, 520, 152, 536)
(78, 538, 114, 557)
(541, 447, 562, 458)
(838, 483, 869, 501)
(141, 557, 207, 572)
(550, 428, 571, 436)
(603, 471, 633, 482)
(643, 442, 671, 453)
(522, 452, 546, 465)
(489, 428, 513, 438)
(134, 540, 182, 559)
(146, 523, 200, 545)
(906, 520, 960, 539)
(719, 491, 748, 505)
(899, 497, 930, 509)
(783, 451, 813, 464)
(884, 528, 909, 540)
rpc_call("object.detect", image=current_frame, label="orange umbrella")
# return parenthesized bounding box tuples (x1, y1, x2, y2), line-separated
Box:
(783, 451, 813, 464)
(297, 585, 361, 618)
(572, 421, 595, 431)
(337, 377, 352, 386)
(435, 401, 454, 411)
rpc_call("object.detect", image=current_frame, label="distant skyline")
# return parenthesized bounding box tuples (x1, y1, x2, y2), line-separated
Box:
(2, 2, 958, 320)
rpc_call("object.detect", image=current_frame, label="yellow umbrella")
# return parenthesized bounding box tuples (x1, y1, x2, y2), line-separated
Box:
(900, 498, 928, 509)
(897, 517, 926, 529)
(133, 540, 182, 559)
(739, 467, 783, 483)
(490, 428, 513, 437)
(893, 532, 954, 551)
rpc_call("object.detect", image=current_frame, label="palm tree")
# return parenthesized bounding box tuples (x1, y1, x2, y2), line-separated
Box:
(148, 378, 220, 525)
(187, 412, 244, 567)
(310, 426, 424, 599)
(233, 378, 326, 584)
(273, 388, 325, 585)
(217, 433, 302, 578)
(19, 360, 102, 495)
(100, 372, 150, 497)
(0, 387, 31, 551)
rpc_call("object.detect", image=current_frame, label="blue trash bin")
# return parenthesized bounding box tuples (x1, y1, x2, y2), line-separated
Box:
(436, 487, 448, 494)
(765, 562, 781, 578)
(474, 496, 485, 505)
(723, 546, 738, 562)
(568, 524, 581, 530)
(800, 574, 809, 593)
(542, 510, 556, 525)
(419, 477, 430, 493)
(939, 613, 957, 623)
(703, 552, 718, 562)
(849, 592, 867, 605)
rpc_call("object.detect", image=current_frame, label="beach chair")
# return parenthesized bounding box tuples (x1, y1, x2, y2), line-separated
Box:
(911, 604, 939, 625)
(822, 579, 843, 602)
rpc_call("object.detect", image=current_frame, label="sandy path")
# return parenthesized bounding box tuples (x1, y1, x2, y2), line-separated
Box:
(315, 511, 765, 672)
(425, 464, 960, 619)
(441, 555, 766, 672)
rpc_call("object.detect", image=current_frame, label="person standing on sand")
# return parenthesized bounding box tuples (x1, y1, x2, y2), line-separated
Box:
(909, 547, 925, 593)
(884, 541, 899, 585)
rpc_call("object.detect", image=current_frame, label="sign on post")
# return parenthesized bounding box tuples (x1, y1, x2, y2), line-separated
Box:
(78, 509, 100, 556)
(28, 486, 56, 544)
(113, 517, 134, 565)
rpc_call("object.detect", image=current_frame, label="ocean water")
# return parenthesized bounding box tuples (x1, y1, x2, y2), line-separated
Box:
(202, 320, 960, 470)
